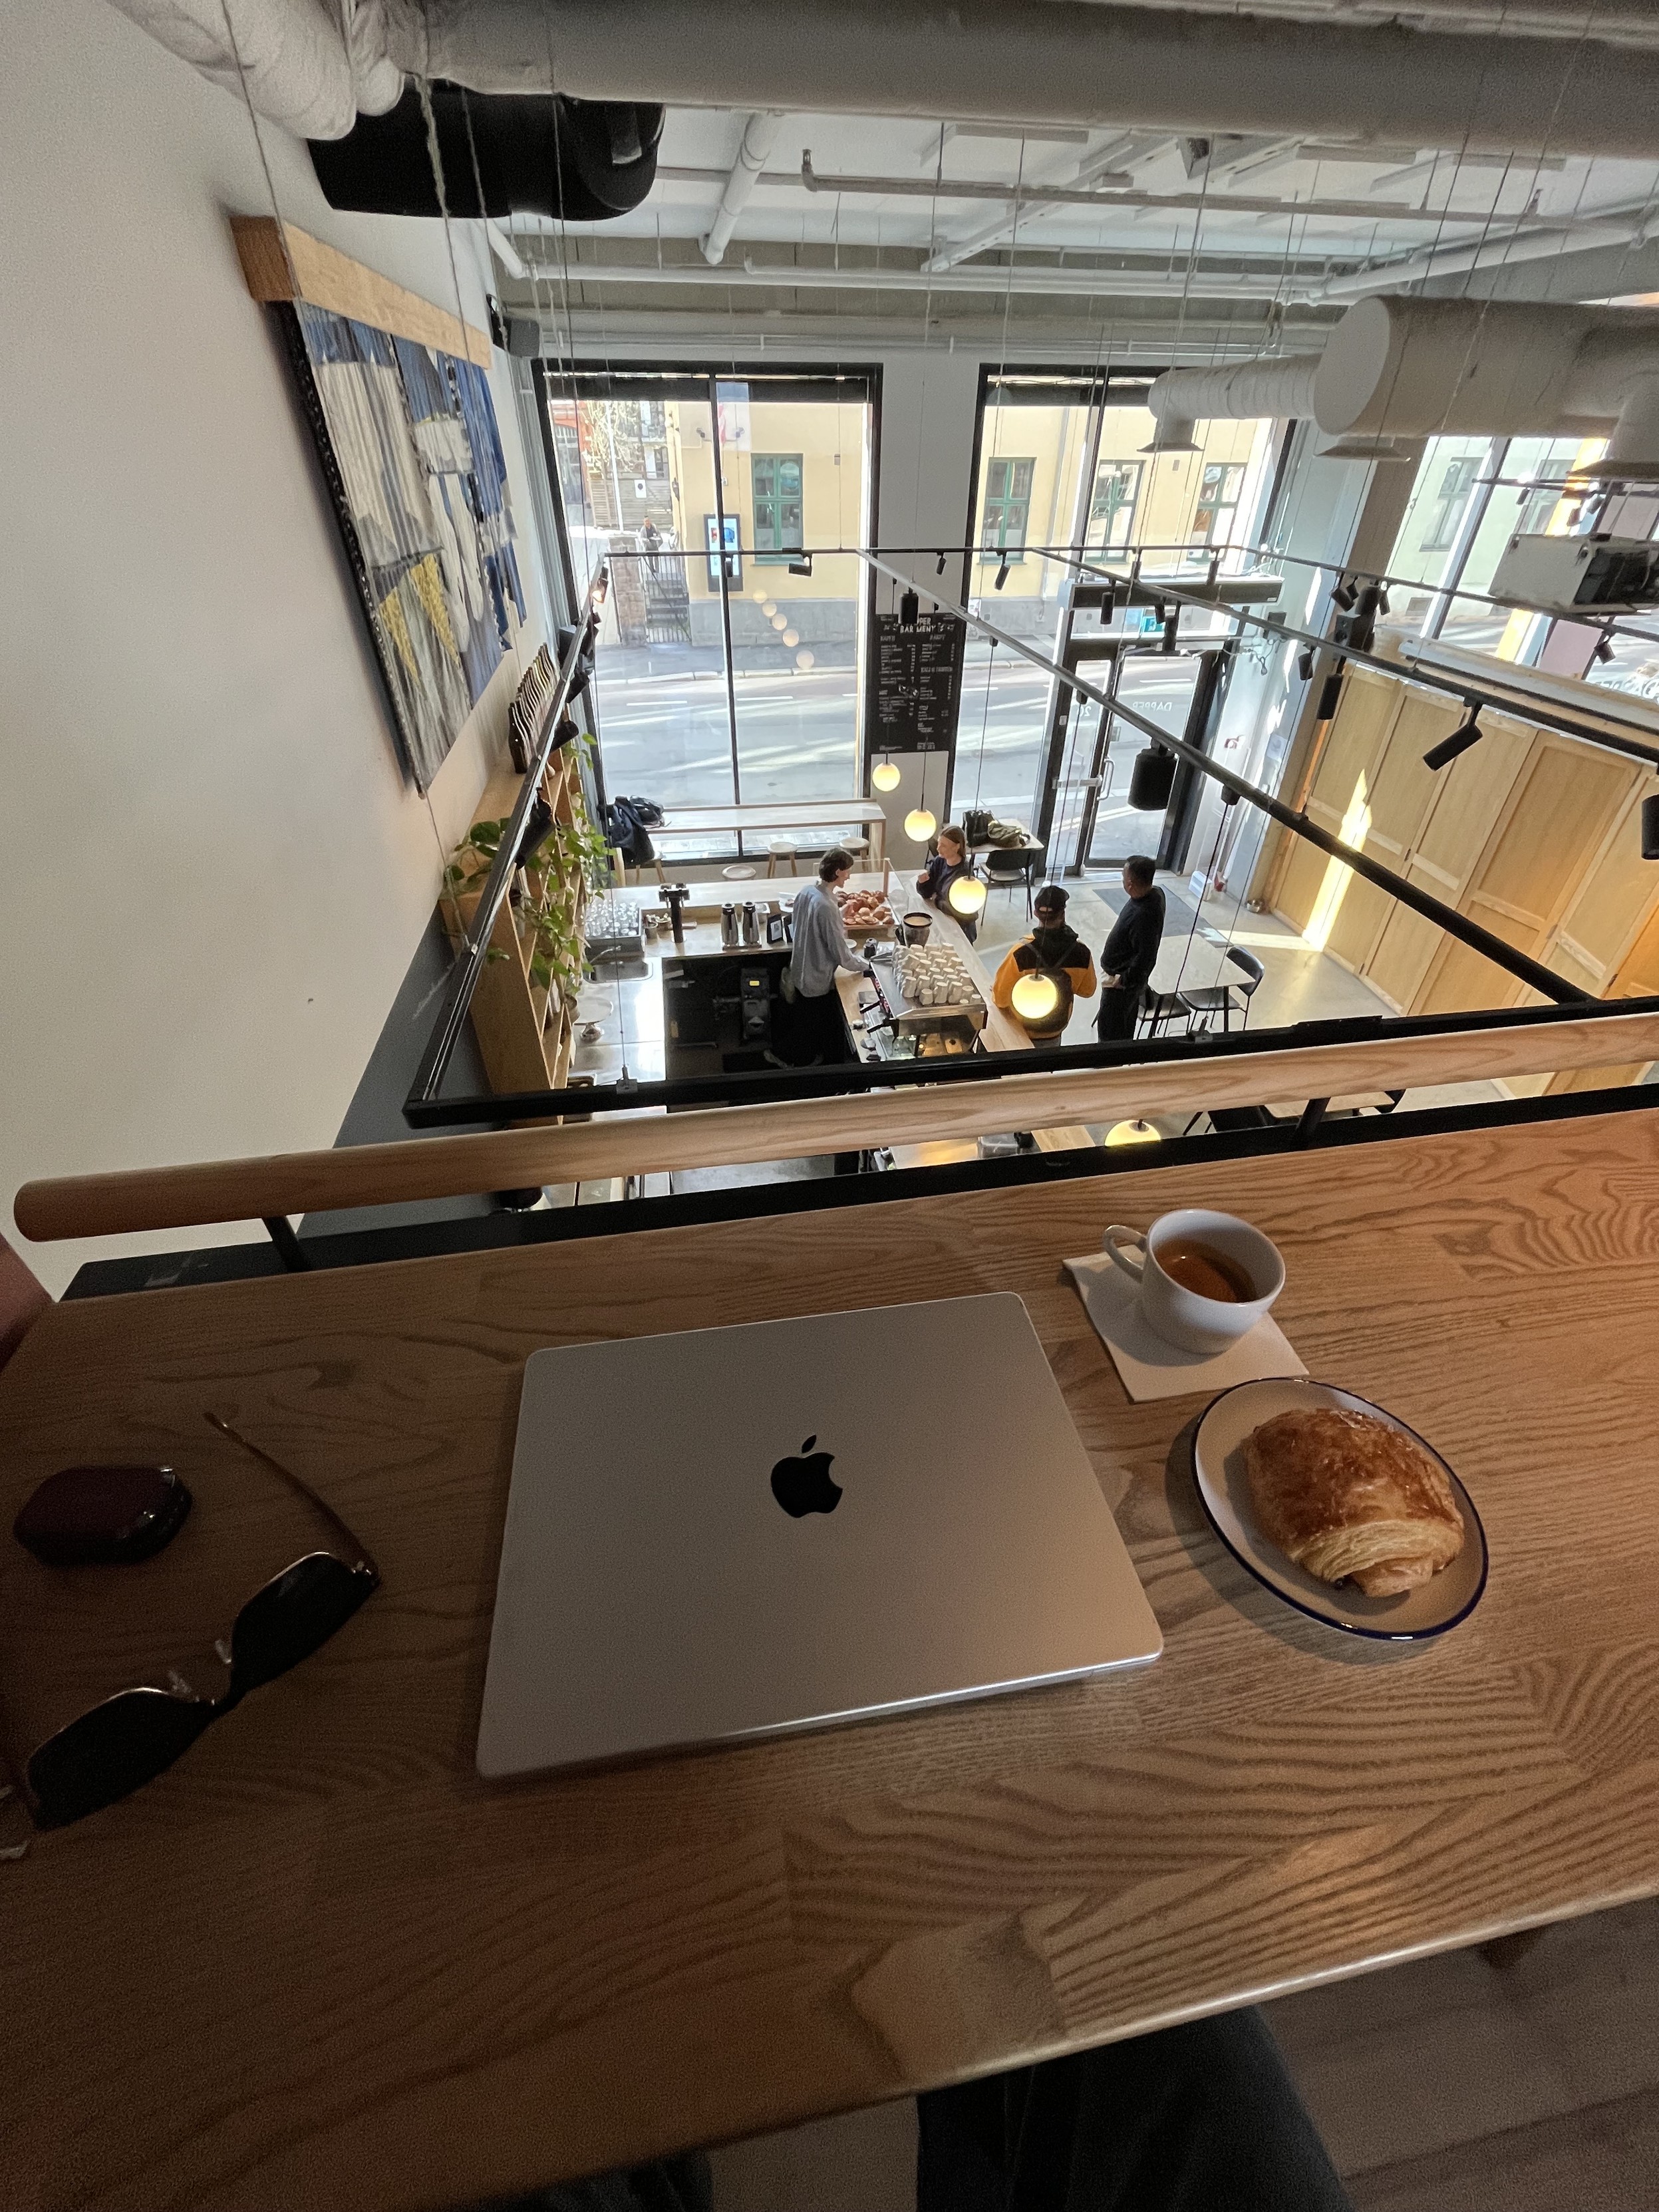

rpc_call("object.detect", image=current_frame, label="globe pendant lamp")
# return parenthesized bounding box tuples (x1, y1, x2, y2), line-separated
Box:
(905, 806, 937, 842)
(1010, 969, 1066, 1028)
(946, 871, 988, 919)
(872, 756, 901, 792)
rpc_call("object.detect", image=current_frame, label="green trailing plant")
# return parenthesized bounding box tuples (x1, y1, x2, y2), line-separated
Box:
(444, 792, 609, 1003)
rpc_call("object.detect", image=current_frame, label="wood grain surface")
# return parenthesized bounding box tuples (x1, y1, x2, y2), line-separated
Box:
(17, 1009, 1659, 1242)
(3, 1111, 1659, 2210)
(230, 217, 494, 367)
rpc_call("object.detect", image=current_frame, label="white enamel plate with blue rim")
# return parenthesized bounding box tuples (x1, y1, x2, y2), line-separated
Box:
(1192, 1377, 1489, 1641)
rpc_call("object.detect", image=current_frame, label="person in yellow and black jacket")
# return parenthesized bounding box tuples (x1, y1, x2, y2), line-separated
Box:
(991, 883, 1098, 1040)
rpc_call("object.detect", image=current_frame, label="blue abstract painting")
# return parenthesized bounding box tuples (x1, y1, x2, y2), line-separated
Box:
(285, 300, 524, 791)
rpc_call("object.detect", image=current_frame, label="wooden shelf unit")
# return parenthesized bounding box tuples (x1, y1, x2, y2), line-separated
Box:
(440, 745, 592, 1097)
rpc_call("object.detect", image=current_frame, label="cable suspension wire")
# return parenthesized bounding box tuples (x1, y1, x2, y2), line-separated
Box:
(856, 546, 1589, 1003)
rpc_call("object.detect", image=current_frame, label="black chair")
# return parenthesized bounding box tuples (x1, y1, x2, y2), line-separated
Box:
(1178, 946, 1265, 1033)
(984, 846, 1034, 916)
(1138, 989, 1192, 1039)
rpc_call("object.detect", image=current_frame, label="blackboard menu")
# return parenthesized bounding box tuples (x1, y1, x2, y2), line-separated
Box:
(869, 611, 966, 752)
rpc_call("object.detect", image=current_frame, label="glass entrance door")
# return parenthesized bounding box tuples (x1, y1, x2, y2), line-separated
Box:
(959, 371, 1277, 860)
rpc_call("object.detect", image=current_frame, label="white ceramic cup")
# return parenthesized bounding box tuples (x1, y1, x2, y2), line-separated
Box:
(1102, 1207, 1285, 1356)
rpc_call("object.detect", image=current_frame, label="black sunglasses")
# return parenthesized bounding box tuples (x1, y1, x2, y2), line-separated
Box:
(19, 1414, 378, 1829)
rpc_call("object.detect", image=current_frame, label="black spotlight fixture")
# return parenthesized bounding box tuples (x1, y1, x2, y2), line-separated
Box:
(1331, 577, 1358, 611)
(1594, 633, 1616, 664)
(899, 586, 920, 626)
(1102, 585, 1117, 622)
(1297, 645, 1316, 683)
(1642, 792, 1659, 859)
(936, 552, 948, 575)
(788, 552, 814, 578)
(1316, 663, 1347, 720)
(1128, 744, 1178, 810)
(1161, 607, 1180, 655)
(1424, 703, 1485, 771)
(994, 558, 1011, 591)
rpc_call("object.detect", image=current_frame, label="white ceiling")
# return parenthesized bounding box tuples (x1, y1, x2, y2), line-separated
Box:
(571, 110, 1658, 269)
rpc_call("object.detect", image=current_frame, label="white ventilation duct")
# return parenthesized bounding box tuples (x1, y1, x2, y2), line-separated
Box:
(105, 0, 402, 138)
(1145, 356, 1320, 450)
(107, 0, 1659, 161)
(1316, 297, 1659, 473)
(1144, 297, 1659, 475)
(408, 0, 1659, 160)
(702, 112, 784, 265)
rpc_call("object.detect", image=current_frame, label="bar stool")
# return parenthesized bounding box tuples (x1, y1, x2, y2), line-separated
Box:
(722, 863, 758, 882)
(766, 837, 797, 878)
(841, 836, 871, 867)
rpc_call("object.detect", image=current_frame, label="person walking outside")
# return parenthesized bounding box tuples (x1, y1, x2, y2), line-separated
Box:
(1098, 856, 1166, 1042)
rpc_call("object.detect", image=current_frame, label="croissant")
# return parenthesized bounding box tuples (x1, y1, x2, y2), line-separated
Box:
(1244, 1406, 1465, 1598)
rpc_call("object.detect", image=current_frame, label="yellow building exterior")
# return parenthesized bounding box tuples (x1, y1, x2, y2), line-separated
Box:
(971, 402, 1274, 604)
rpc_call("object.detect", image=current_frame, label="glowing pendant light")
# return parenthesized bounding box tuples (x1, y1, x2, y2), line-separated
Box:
(947, 872, 988, 919)
(1010, 971, 1061, 1025)
(904, 806, 937, 842)
(871, 756, 901, 792)
(1105, 1118, 1161, 1147)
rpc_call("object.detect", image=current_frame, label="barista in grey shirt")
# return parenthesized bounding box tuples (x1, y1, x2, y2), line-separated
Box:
(790, 848, 861, 998)
(788, 847, 867, 1068)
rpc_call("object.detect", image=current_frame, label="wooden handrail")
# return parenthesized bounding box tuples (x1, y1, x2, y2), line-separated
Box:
(16, 1011, 1659, 1247)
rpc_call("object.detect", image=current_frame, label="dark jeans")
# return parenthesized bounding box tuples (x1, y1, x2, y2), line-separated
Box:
(790, 981, 861, 1176)
(789, 983, 854, 1068)
(917, 2011, 1352, 2212)
(1097, 985, 1143, 1043)
(507, 2009, 1350, 2212)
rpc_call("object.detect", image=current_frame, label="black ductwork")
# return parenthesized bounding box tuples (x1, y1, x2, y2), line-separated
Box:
(309, 83, 663, 222)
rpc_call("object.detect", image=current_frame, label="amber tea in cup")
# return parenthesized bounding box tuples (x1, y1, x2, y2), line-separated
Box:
(1155, 1239, 1256, 1305)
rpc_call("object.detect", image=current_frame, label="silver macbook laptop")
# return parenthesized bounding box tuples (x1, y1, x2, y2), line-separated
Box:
(476, 1292, 1161, 1779)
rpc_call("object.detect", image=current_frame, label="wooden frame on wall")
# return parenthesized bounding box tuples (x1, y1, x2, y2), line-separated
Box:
(233, 218, 522, 792)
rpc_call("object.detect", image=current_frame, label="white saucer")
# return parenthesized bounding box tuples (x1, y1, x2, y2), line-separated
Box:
(1191, 1378, 1489, 1641)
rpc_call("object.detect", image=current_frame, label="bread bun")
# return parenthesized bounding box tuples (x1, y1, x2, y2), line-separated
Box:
(1244, 1406, 1465, 1598)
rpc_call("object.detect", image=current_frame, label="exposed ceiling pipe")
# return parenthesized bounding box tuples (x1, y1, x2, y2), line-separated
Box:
(921, 132, 1147, 275)
(105, 0, 401, 138)
(1145, 355, 1322, 449)
(702, 110, 784, 265)
(1308, 213, 1654, 301)
(1107, 1, 1659, 50)
(1140, 295, 1659, 474)
(485, 220, 527, 277)
(528, 255, 1304, 299)
(401, 0, 1659, 160)
(802, 153, 1471, 229)
(1316, 296, 1659, 472)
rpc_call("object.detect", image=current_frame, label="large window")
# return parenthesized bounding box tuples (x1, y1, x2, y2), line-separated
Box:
(751, 454, 804, 559)
(1191, 460, 1247, 548)
(1090, 458, 1143, 549)
(540, 367, 875, 832)
(1422, 455, 1481, 551)
(982, 458, 1035, 557)
(960, 372, 1275, 838)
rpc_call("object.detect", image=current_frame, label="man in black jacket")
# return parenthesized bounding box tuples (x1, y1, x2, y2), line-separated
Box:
(1098, 856, 1165, 1041)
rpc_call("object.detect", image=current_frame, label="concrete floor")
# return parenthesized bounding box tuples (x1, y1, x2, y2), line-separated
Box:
(548, 868, 1503, 1211)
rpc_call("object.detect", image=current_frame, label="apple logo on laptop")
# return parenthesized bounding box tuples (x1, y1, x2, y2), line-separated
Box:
(770, 1435, 842, 1517)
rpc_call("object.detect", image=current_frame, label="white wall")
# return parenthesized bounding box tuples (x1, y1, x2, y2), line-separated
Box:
(1, 0, 549, 1293)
